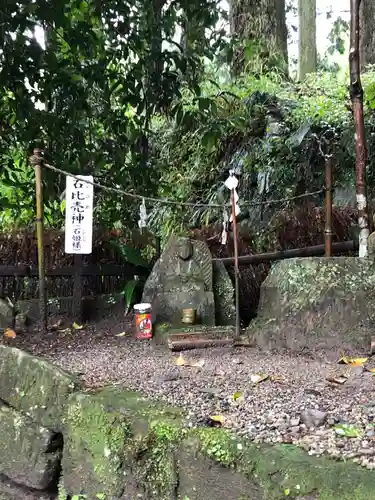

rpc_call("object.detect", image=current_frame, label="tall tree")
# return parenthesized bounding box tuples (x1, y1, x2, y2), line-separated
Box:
(229, 0, 288, 75)
(359, 0, 375, 68)
(297, 0, 316, 80)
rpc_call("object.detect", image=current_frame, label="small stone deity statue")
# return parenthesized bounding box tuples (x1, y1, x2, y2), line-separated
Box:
(142, 236, 215, 326)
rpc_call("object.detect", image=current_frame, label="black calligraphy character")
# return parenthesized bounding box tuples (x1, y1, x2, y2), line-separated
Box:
(72, 201, 85, 213)
(72, 191, 85, 201)
(72, 213, 84, 224)
(72, 241, 81, 250)
(73, 180, 84, 189)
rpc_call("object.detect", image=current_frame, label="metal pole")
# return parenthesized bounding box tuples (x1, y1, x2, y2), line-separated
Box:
(231, 188, 240, 339)
(33, 148, 47, 332)
(324, 157, 333, 257)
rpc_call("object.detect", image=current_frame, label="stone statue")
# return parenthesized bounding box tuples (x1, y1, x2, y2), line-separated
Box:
(142, 236, 215, 326)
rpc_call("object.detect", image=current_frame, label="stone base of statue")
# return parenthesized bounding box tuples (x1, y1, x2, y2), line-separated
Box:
(152, 291, 215, 326)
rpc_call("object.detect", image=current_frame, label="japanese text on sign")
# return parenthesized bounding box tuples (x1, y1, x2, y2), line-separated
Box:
(64, 175, 94, 254)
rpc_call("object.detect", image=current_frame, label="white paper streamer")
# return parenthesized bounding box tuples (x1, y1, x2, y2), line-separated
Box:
(224, 170, 240, 222)
(138, 198, 148, 230)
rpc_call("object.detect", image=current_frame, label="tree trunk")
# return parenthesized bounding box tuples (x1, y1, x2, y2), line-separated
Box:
(298, 0, 317, 80)
(229, 0, 288, 75)
(359, 0, 375, 67)
(350, 0, 369, 258)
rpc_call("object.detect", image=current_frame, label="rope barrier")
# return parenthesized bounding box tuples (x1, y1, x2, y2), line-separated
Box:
(29, 153, 324, 208)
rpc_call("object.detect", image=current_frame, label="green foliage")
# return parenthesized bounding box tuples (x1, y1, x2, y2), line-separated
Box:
(0, 0, 226, 230)
(146, 68, 375, 240)
(121, 279, 139, 316)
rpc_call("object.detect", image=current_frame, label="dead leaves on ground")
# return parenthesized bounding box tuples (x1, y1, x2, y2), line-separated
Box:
(326, 353, 375, 385)
(175, 354, 205, 368)
(3, 327, 16, 339)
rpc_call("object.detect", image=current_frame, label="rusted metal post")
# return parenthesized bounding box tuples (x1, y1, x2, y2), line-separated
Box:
(350, 0, 369, 258)
(31, 148, 47, 332)
(231, 189, 240, 339)
(324, 157, 333, 257)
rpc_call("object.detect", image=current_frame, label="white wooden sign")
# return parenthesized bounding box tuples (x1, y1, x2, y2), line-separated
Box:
(64, 175, 93, 254)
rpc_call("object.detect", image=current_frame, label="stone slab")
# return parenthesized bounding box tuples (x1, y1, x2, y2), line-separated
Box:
(0, 345, 81, 430)
(0, 404, 61, 490)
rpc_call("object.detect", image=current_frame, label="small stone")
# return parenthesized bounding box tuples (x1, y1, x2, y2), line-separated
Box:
(290, 418, 300, 427)
(301, 409, 327, 428)
(289, 426, 300, 435)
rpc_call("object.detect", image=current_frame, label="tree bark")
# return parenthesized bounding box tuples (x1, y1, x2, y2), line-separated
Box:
(350, 0, 369, 258)
(359, 0, 375, 68)
(298, 0, 317, 80)
(229, 0, 288, 75)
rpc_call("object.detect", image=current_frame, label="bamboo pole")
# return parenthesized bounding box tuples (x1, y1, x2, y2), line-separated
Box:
(214, 240, 357, 266)
(32, 149, 47, 332)
(324, 157, 333, 257)
(230, 188, 240, 339)
(350, 0, 369, 258)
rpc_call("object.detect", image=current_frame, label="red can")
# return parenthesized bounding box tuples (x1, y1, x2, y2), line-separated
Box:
(134, 303, 153, 339)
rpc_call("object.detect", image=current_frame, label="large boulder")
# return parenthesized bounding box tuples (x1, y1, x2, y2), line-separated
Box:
(247, 257, 375, 354)
(0, 404, 61, 490)
(0, 345, 81, 429)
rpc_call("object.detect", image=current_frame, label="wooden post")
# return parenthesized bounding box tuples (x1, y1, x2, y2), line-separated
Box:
(350, 0, 370, 258)
(32, 148, 47, 332)
(72, 254, 83, 325)
(324, 157, 333, 257)
(231, 189, 240, 339)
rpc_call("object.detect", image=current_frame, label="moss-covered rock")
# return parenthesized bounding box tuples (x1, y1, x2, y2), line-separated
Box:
(60, 387, 183, 499)
(247, 257, 375, 354)
(0, 403, 61, 490)
(59, 385, 375, 500)
(0, 345, 81, 429)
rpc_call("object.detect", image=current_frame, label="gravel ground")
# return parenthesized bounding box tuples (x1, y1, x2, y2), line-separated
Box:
(11, 318, 375, 471)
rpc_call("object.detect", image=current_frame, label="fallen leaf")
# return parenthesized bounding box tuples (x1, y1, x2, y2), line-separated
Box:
(175, 355, 204, 368)
(191, 358, 205, 368)
(72, 322, 84, 330)
(368, 368, 375, 373)
(334, 423, 363, 438)
(232, 391, 244, 403)
(250, 373, 269, 384)
(175, 354, 186, 366)
(58, 327, 72, 335)
(116, 331, 129, 337)
(284, 488, 290, 496)
(270, 375, 288, 384)
(338, 355, 368, 366)
(208, 415, 225, 425)
(326, 375, 348, 385)
(49, 318, 63, 330)
(3, 328, 16, 339)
